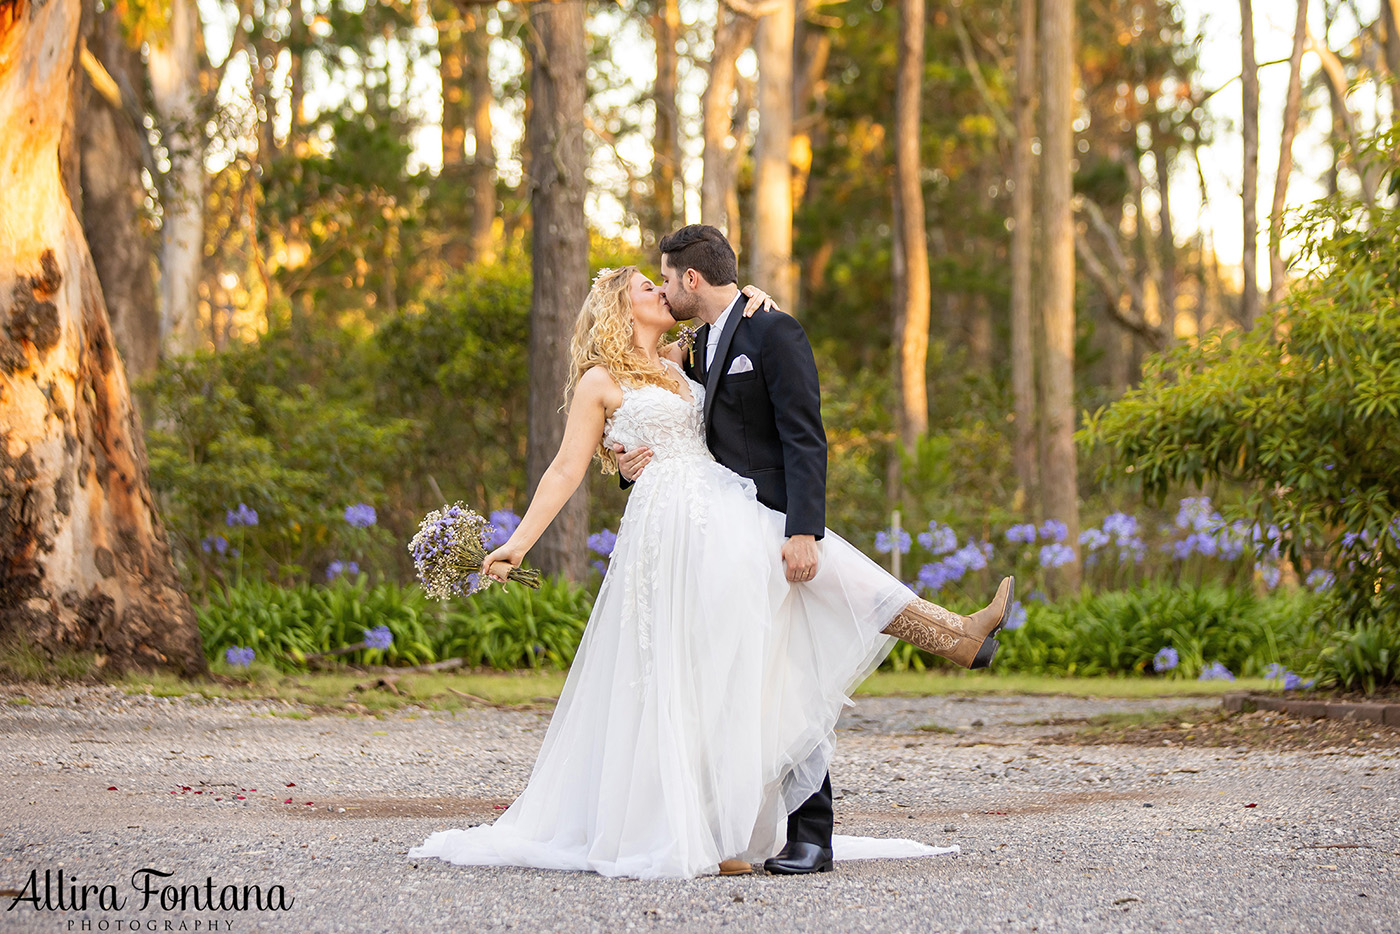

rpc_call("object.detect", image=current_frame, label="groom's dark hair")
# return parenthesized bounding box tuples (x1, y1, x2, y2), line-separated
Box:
(659, 225, 738, 287)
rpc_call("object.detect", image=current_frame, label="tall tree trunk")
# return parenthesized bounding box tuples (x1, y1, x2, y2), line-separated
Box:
(1011, 0, 1038, 511)
(754, 0, 796, 313)
(288, 0, 306, 147)
(467, 9, 495, 263)
(1239, 0, 1259, 328)
(147, 0, 206, 356)
(437, 0, 468, 168)
(894, 0, 930, 452)
(80, 6, 159, 381)
(1039, 0, 1080, 584)
(525, 0, 588, 581)
(1269, 0, 1309, 307)
(1385, 1, 1400, 131)
(790, 9, 830, 211)
(650, 0, 681, 239)
(0, 0, 205, 675)
(701, 9, 756, 235)
(1151, 136, 1177, 328)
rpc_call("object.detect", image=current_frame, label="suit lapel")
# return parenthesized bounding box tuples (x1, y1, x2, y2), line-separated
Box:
(703, 295, 745, 429)
(693, 323, 710, 383)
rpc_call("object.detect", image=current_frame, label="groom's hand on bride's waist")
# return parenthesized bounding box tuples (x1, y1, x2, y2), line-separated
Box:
(615, 444, 652, 482)
(783, 535, 819, 583)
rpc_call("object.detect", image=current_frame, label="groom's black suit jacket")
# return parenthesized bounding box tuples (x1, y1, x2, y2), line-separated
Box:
(681, 298, 828, 540)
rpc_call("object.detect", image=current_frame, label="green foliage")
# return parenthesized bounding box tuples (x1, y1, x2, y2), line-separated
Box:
(885, 584, 1324, 678)
(144, 345, 413, 593)
(199, 578, 437, 669)
(438, 578, 593, 670)
(198, 577, 594, 673)
(1082, 181, 1400, 631)
(1313, 622, 1400, 694)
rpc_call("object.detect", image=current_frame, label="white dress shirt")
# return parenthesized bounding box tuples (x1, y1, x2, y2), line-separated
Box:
(705, 294, 744, 371)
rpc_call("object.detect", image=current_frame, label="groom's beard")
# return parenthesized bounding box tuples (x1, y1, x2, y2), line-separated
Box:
(666, 295, 697, 322)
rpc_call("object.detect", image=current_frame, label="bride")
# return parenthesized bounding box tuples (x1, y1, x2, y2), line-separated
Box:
(408, 267, 1010, 879)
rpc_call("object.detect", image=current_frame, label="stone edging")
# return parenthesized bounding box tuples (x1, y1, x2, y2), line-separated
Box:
(1222, 692, 1400, 727)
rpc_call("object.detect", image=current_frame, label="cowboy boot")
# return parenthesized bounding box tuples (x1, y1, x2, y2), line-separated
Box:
(882, 576, 1014, 669)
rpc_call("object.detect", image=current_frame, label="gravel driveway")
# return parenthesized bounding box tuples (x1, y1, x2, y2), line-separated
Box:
(1, 686, 1396, 933)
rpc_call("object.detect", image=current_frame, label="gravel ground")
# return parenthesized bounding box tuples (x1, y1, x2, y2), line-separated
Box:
(1, 685, 1397, 933)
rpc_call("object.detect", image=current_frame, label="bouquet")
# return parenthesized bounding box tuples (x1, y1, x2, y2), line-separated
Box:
(408, 502, 541, 600)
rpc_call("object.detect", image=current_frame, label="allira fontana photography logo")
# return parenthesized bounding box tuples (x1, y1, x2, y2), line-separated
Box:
(6, 867, 294, 915)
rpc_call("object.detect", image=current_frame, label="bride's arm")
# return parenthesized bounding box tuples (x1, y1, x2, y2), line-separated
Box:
(482, 368, 618, 581)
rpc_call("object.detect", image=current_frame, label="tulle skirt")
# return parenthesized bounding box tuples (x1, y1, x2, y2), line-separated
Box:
(409, 455, 938, 878)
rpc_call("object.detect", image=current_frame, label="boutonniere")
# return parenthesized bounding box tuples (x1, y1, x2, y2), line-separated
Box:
(676, 325, 699, 368)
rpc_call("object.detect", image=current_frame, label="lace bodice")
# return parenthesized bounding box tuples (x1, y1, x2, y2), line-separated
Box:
(602, 362, 713, 467)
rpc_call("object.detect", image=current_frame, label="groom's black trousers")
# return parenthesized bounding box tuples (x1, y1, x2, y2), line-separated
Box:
(787, 774, 834, 848)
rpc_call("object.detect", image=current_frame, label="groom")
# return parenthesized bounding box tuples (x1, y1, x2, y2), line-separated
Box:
(617, 224, 834, 875)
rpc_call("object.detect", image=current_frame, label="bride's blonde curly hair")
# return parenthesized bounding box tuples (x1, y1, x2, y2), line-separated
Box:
(567, 265, 677, 475)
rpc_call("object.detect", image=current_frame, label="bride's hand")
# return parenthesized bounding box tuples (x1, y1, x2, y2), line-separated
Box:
(740, 284, 779, 317)
(482, 543, 526, 584)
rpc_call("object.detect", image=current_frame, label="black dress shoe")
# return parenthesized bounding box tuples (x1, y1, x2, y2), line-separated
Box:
(763, 841, 834, 875)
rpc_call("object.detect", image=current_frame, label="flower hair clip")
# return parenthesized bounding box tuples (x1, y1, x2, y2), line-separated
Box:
(592, 267, 617, 287)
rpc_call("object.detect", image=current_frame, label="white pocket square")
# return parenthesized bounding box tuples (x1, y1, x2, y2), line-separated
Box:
(727, 354, 754, 375)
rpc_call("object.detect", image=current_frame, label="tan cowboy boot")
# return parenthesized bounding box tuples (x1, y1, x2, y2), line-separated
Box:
(882, 576, 1014, 669)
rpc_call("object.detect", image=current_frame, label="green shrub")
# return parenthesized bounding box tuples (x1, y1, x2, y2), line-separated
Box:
(437, 578, 593, 670)
(1081, 159, 1400, 632)
(1313, 621, 1400, 694)
(882, 584, 1324, 678)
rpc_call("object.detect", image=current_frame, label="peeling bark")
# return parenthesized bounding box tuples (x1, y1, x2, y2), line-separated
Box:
(0, 0, 205, 676)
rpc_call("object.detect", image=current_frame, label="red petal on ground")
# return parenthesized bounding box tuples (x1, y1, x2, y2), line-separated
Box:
(215, 798, 222, 801)
(1245, 803, 1258, 808)
(492, 804, 507, 810)
(182, 786, 190, 791)
(304, 802, 314, 806)
(107, 786, 117, 790)
(286, 782, 296, 787)
(235, 795, 245, 800)
(284, 798, 292, 804)
(194, 790, 203, 794)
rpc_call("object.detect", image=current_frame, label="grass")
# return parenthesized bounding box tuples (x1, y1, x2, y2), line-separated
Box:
(854, 670, 1273, 698)
(100, 667, 1272, 715)
(118, 666, 568, 712)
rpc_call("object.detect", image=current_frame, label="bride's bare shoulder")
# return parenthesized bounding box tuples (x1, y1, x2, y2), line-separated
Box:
(576, 366, 624, 410)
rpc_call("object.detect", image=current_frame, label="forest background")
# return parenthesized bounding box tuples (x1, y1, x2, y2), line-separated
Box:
(1, 0, 1397, 688)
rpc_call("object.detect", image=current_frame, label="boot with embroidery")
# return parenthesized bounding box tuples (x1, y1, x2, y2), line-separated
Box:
(882, 576, 1014, 669)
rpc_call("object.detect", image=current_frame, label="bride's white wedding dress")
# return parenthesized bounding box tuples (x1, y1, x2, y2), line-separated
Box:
(410, 361, 958, 878)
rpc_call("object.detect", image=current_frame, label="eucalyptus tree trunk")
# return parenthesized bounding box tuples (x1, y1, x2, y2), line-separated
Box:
(1010, 0, 1038, 510)
(147, 0, 206, 356)
(753, 0, 796, 313)
(893, 0, 930, 451)
(650, 0, 681, 238)
(1239, 0, 1259, 328)
(467, 9, 495, 263)
(0, 0, 205, 675)
(701, 6, 755, 241)
(437, 0, 469, 168)
(1039, 0, 1080, 584)
(80, 5, 159, 381)
(1269, 0, 1309, 307)
(525, 0, 588, 581)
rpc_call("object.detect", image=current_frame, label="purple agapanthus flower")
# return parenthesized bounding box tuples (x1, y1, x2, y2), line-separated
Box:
(1153, 647, 1180, 672)
(1079, 528, 1109, 551)
(1305, 569, 1335, 592)
(875, 528, 912, 555)
(224, 646, 255, 668)
(1038, 543, 1075, 568)
(1005, 523, 1038, 544)
(1038, 520, 1069, 544)
(363, 625, 393, 650)
(225, 503, 259, 527)
(588, 529, 618, 558)
(918, 522, 958, 555)
(916, 560, 964, 593)
(591, 559, 609, 577)
(484, 510, 521, 549)
(201, 535, 229, 556)
(1256, 562, 1281, 590)
(1003, 601, 1028, 631)
(1101, 512, 1139, 540)
(326, 560, 360, 581)
(344, 503, 377, 528)
(1282, 671, 1313, 691)
(1198, 661, 1235, 682)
